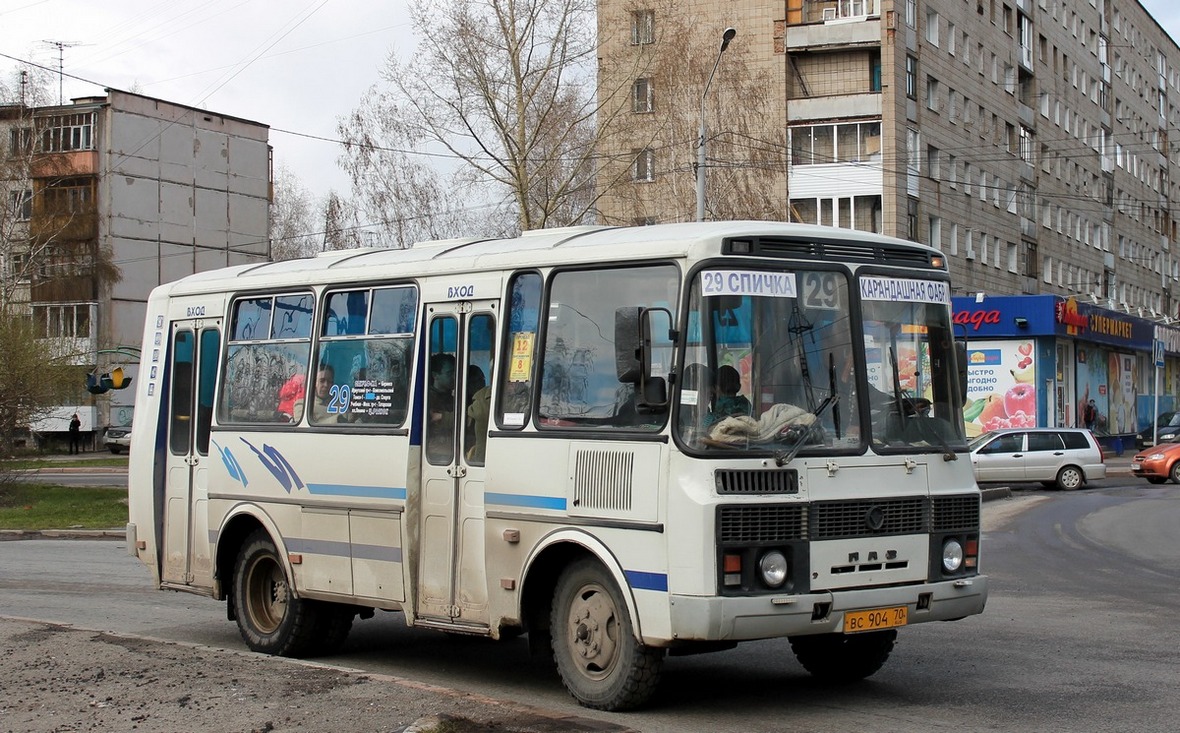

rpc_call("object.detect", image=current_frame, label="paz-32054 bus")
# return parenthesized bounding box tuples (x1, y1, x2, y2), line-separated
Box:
(126, 222, 987, 710)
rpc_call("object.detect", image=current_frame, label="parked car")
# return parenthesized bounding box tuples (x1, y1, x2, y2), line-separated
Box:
(968, 427, 1106, 490)
(1130, 441, 1180, 484)
(1135, 411, 1180, 449)
(103, 424, 131, 454)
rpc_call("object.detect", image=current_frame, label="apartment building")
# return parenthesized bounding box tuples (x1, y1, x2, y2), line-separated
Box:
(595, 0, 1180, 437)
(1, 89, 271, 442)
(596, 0, 1180, 317)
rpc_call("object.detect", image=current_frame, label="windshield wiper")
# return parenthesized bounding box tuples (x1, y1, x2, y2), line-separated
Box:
(772, 394, 838, 467)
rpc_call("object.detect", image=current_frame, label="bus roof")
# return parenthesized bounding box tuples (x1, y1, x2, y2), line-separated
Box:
(162, 221, 938, 297)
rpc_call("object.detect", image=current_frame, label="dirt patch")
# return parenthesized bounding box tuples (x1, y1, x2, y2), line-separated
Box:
(0, 617, 636, 733)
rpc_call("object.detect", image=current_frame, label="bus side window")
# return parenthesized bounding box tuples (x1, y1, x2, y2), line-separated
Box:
(497, 272, 541, 429)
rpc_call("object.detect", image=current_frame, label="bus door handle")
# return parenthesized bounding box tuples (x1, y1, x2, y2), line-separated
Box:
(186, 455, 199, 467)
(447, 465, 467, 478)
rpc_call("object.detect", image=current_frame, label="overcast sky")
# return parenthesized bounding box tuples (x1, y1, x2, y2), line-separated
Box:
(0, 0, 413, 200)
(2, 0, 1179, 203)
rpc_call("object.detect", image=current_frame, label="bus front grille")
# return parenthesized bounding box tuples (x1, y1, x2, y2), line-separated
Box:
(810, 498, 927, 539)
(716, 495, 979, 544)
(717, 505, 806, 543)
(930, 494, 981, 531)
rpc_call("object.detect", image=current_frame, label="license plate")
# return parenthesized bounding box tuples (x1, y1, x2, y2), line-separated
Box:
(843, 606, 908, 633)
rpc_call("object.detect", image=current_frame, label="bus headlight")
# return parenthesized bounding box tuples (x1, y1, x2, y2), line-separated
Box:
(758, 550, 788, 588)
(942, 539, 964, 572)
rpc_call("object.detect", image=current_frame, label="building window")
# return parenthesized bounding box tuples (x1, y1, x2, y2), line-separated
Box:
(1019, 125, 1034, 162)
(870, 51, 882, 91)
(789, 195, 882, 233)
(31, 302, 95, 340)
(926, 76, 940, 111)
(631, 10, 654, 45)
(928, 216, 942, 249)
(925, 10, 940, 46)
(790, 121, 881, 165)
(906, 55, 917, 98)
(905, 0, 916, 28)
(8, 127, 33, 157)
(43, 178, 94, 214)
(8, 189, 32, 220)
(633, 148, 655, 182)
(38, 112, 95, 153)
(632, 78, 653, 113)
(927, 145, 940, 179)
(1025, 241, 1040, 279)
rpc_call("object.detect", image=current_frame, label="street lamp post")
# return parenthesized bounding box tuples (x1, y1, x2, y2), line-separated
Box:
(696, 27, 737, 222)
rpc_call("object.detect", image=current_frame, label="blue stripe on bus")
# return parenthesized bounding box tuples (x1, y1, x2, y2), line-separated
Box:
(625, 570, 668, 592)
(286, 537, 402, 563)
(306, 484, 408, 500)
(484, 492, 567, 510)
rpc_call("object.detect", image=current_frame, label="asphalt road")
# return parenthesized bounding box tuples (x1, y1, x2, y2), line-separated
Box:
(3, 477, 1179, 732)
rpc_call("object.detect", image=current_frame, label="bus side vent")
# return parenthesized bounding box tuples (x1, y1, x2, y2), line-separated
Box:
(717, 505, 806, 543)
(715, 468, 798, 495)
(930, 495, 980, 531)
(810, 497, 927, 539)
(572, 449, 634, 511)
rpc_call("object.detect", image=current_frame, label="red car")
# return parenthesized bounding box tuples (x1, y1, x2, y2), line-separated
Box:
(1129, 442, 1180, 483)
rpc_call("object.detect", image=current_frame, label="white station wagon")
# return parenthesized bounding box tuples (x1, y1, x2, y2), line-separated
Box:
(968, 427, 1106, 490)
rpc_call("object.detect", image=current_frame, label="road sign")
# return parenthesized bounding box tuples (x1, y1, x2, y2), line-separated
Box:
(1154, 339, 1166, 369)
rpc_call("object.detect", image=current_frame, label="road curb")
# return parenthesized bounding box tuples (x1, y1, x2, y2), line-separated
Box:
(0, 528, 125, 540)
(980, 486, 1012, 502)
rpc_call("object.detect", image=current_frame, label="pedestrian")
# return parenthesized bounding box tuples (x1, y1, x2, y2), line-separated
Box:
(1083, 399, 1097, 430)
(68, 413, 82, 454)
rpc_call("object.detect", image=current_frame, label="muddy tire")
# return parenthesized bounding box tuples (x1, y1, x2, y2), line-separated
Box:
(550, 559, 664, 711)
(232, 529, 320, 656)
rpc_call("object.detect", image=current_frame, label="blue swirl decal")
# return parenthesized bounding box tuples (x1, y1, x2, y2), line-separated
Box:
(211, 439, 248, 487)
(239, 438, 304, 493)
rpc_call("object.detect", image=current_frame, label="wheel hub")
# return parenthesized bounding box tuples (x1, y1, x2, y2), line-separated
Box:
(567, 586, 618, 675)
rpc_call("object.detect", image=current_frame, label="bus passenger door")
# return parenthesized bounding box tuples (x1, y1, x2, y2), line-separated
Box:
(161, 322, 221, 588)
(418, 300, 497, 628)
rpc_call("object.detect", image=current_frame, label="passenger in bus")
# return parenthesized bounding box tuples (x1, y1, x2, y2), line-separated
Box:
(276, 372, 305, 423)
(467, 369, 492, 464)
(294, 364, 336, 423)
(426, 354, 457, 460)
(706, 365, 751, 426)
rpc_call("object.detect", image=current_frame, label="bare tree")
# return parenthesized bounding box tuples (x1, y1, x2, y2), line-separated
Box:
(338, 0, 638, 235)
(321, 192, 365, 251)
(338, 92, 512, 247)
(270, 163, 321, 261)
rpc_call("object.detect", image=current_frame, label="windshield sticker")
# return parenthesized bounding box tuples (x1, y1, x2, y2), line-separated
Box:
(860, 276, 949, 304)
(701, 270, 797, 298)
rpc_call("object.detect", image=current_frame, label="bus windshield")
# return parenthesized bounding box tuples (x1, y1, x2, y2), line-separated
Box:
(677, 268, 965, 457)
(860, 275, 966, 453)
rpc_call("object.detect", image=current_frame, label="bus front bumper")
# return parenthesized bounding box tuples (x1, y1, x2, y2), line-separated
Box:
(664, 575, 988, 643)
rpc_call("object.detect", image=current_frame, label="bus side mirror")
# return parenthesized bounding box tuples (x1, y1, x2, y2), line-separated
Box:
(615, 306, 672, 411)
(955, 339, 968, 403)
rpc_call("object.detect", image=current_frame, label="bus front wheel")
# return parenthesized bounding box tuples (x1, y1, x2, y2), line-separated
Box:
(232, 529, 320, 657)
(789, 629, 897, 682)
(550, 559, 664, 711)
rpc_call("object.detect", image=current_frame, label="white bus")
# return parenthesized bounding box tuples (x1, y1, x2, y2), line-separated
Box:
(126, 221, 987, 710)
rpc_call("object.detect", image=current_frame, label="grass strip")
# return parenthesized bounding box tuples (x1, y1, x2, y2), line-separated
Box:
(0, 483, 128, 530)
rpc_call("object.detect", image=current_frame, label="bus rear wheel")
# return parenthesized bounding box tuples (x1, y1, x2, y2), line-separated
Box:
(233, 529, 320, 657)
(550, 559, 664, 711)
(789, 630, 897, 683)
